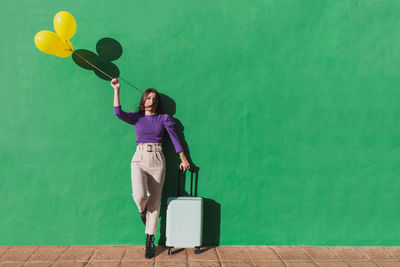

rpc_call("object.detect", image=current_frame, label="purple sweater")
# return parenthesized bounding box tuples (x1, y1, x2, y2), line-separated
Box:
(113, 106, 183, 153)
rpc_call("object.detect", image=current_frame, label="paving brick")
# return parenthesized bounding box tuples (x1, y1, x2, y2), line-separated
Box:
(216, 247, 250, 261)
(28, 247, 67, 262)
(62, 246, 96, 249)
(9, 246, 39, 249)
(385, 247, 400, 258)
(246, 246, 281, 261)
(187, 247, 218, 261)
(89, 246, 125, 262)
(344, 261, 377, 267)
(315, 261, 350, 267)
(252, 260, 286, 267)
(56, 247, 95, 262)
(329, 247, 369, 260)
(23, 262, 52, 267)
(0, 263, 23, 267)
(284, 261, 318, 267)
(357, 247, 397, 260)
(302, 246, 341, 261)
(155, 247, 187, 261)
(37, 246, 68, 249)
(220, 261, 253, 267)
(155, 261, 187, 267)
(0, 247, 37, 262)
(0, 247, 10, 257)
(85, 262, 120, 267)
(120, 260, 154, 267)
(272, 246, 312, 261)
(123, 246, 149, 261)
(51, 262, 86, 267)
(373, 261, 400, 267)
(188, 261, 221, 267)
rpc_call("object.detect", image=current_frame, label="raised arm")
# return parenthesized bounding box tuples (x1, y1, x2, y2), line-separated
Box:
(112, 78, 121, 107)
(111, 78, 139, 125)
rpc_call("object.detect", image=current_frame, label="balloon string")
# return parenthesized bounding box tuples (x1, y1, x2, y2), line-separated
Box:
(72, 51, 112, 79)
(116, 76, 143, 93)
(64, 41, 143, 93)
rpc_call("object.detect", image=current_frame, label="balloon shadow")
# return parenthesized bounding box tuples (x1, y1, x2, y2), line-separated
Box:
(71, 37, 122, 80)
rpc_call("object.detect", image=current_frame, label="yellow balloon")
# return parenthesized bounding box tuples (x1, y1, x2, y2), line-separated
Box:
(53, 11, 76, 40)
(34, 30, 66, 55)
(54, 40, 74, 58)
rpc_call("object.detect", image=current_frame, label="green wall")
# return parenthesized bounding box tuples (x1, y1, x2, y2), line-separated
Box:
(1, 0, 400, 246)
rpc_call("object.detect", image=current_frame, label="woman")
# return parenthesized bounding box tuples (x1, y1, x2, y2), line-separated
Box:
(111, 78, 190, 258)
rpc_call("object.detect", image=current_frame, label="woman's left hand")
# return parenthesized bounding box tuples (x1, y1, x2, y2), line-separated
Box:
(180, 160, 190, 171)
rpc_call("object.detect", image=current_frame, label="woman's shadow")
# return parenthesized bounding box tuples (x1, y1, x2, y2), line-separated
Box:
(158, 94, 221, 247)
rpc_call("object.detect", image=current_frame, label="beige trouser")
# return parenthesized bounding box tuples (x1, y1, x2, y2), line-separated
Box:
(131, 142, 166, 235)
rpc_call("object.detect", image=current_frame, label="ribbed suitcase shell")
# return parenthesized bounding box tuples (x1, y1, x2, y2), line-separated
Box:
(165, 168, 203, 250)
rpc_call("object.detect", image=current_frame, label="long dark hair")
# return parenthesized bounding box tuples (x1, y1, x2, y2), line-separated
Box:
(136, 88, 164, 115)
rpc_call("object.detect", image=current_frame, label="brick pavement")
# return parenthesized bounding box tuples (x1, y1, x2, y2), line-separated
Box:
(1, 245, 400, 266)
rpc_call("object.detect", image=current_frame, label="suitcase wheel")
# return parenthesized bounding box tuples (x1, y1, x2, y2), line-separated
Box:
(167, 247, 172, 255)
(194, 246, 200, 254)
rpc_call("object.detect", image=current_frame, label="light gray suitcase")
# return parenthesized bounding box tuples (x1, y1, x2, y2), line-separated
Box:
(166, 168, 203, 255)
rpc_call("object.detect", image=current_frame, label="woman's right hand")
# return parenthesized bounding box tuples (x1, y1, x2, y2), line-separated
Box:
(111, 78, 120, 91)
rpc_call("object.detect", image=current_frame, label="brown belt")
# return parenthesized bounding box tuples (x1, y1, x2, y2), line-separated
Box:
(137, 143, 162, 152)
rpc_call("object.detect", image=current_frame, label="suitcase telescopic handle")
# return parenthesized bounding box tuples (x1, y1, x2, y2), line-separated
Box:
(177, 167, 198, 197)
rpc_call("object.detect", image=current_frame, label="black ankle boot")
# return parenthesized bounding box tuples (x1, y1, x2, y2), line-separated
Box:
(145, 234, 155, 258)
